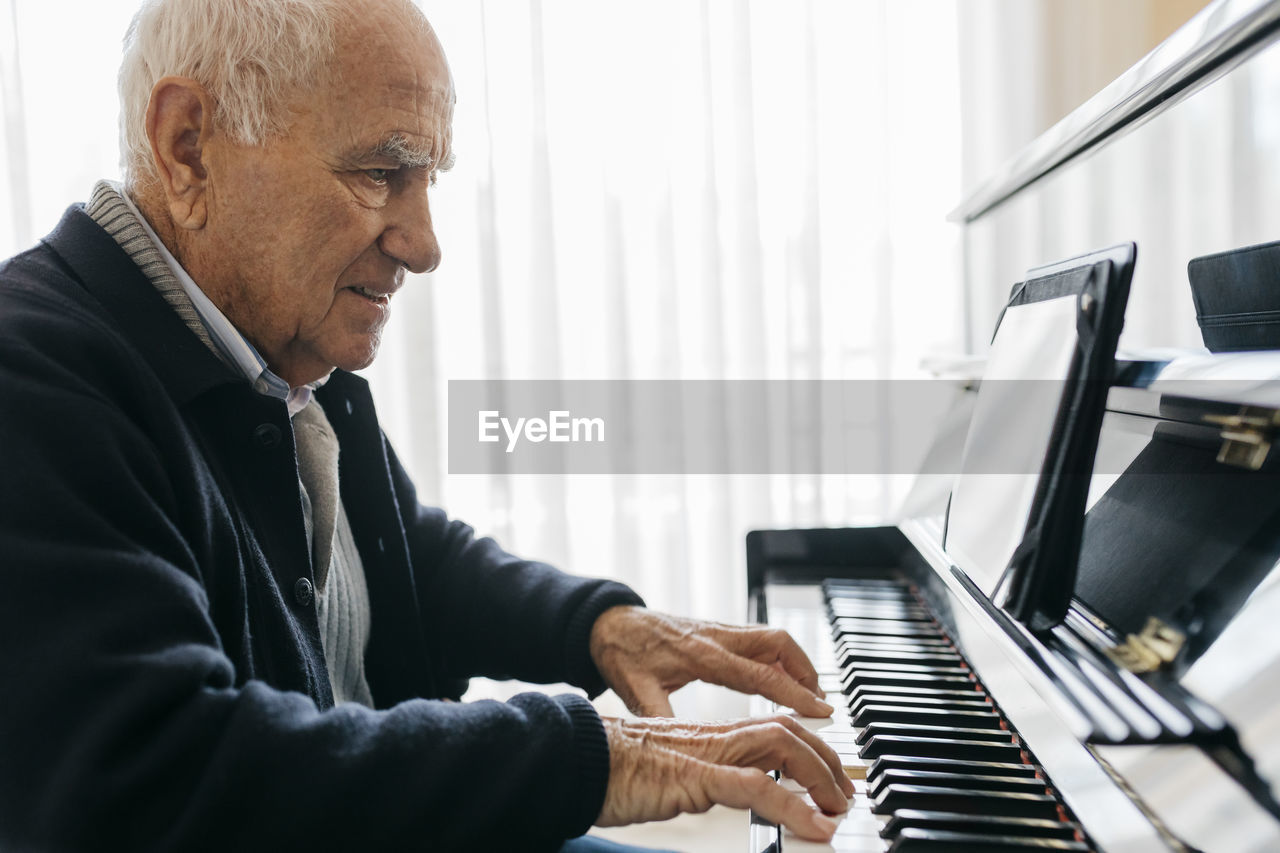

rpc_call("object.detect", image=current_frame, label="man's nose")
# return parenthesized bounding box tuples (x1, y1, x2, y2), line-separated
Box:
(380, 178, 442, 274)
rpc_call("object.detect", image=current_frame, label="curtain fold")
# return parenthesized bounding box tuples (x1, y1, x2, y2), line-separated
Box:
(1, 0, 31, 252)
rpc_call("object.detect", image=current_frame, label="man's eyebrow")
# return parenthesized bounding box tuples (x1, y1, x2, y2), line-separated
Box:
(351, 134, 453, 171)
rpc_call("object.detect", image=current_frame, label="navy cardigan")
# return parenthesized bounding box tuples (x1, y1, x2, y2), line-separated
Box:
(0, 206, 644, 851)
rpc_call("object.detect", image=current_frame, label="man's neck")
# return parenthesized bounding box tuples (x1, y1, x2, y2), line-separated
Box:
(127, 184, 184, 264)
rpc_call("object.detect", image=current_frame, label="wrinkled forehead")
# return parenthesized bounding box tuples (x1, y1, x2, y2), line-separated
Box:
(324, 1, 456, 163)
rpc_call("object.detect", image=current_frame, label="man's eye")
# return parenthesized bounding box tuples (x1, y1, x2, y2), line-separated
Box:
(364, 168, 392, 184)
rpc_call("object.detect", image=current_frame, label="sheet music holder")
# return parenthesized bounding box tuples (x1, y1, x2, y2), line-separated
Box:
(946, 243, 1136, 631)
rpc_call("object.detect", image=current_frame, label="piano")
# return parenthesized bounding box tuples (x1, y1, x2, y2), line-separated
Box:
(745, 1, 1280, 850)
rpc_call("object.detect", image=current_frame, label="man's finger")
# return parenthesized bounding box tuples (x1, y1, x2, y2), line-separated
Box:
(627, 677, 676, 717)
(704, 765, 838, 842)
(772, 715, 855, 798)
(702, 651, 833, 717)
(722, 626, 825, 699)
(725, 722, 848, 814)
(771, 632, 825, 698)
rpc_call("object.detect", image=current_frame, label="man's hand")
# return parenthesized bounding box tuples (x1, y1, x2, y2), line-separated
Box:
(597, 715, 852, 842)
(589, 606, 834, 718)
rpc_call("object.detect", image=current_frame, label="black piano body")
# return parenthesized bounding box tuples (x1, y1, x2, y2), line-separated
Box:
(745, 1, 1280, 849)
(748, 357, 1280, 851)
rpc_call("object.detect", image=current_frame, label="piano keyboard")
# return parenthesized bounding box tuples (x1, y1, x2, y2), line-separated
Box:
(764, 579, 1093, 852)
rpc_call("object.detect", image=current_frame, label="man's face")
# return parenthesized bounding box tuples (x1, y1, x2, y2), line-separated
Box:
(190, 2, 454, 387)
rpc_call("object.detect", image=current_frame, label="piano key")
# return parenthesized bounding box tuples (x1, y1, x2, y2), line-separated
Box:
(881, 809, 1080, 841)
(836, 631, 951, 643)
(858, 735, 1024, 763)
(844, 655, 962, 671)
(827, 594, 926, 606)
(841, 649, 964, 667)
(856, 722, 1014, 745)
(829, 601, 930, 614)
(838, 639, 957, 654)
(887, 827, 1089, 851)
(871, 785, 1062, 820)
(849, 676, 988, 696)
(868, 770, 1048, 800)
(818, 730, 862, 744)
(866, 756, 1041, 784)
(825, 578, 912, 590)
(842, 662, 970, 676)
(852, 704, 1004, 729)
(833, 619, 946, 637)
(824, 578, 916, 591)
(849, 695, 993, 715)
(843, 672, 976, 692)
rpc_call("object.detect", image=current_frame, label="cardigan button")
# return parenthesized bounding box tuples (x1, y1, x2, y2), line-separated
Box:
(252, 423, 282, 449)
(293, 577, 315, 607)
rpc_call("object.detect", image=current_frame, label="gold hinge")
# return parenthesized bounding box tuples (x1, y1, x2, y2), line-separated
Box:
(1104, 617, 1186, 674)
(1203, 407, 1280, 471)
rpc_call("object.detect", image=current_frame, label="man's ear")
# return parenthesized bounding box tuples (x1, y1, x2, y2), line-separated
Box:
(145, 77, 215, 230)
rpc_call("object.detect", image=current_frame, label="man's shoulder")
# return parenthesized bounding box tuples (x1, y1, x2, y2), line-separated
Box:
(0, 232, 165, 415)
(0, 237, 132, 360)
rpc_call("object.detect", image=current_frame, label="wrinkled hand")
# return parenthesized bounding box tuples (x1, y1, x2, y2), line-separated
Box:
(589, 606, 834, 718)
(597, 715, 853, 842)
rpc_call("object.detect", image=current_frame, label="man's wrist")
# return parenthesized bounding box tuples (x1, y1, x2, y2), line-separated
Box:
(564, 583, 645, 696)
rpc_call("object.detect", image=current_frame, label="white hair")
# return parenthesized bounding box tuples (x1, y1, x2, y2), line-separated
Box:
(118, 0, 343, 187)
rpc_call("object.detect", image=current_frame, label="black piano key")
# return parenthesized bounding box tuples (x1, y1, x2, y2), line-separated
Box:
(838, 637, 956, 653)
(827, 593, 924, 604)
(839, 637, 955, 650)
(833, 614, 934, 628)
(856, 722, 1014, 745)
(825, 586, 913, 597)
(824, 578, 911, 590)
(882, 809, 1080, 841)
(841, 648, 963, 667)
(843, 671, 976, 692)
(850, 694, 993, 715)
(848, 685, 988, 707)
(831, 612, 934, 625)
(827, 584, 917, 597)
(868, 769, 1048, 800)
(858, 735, 1024, 763)
(872, 784, 1061, 820)
(852, 704, 1004, 729)
(832, 619, 944, 637)
(888, 828, 1089, 852)
(837, 630, 950, 643)
(828, 599, 929, 611)
(867, 756, 1040, 784)
(842, 661, 970, 677)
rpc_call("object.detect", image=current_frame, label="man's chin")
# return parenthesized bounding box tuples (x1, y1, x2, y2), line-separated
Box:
(330, 341, 381, 375)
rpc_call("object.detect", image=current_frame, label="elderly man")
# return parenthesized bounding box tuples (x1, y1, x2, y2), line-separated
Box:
(0, 0, 850, 850)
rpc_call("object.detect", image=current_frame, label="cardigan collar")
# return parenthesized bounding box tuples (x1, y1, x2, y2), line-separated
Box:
(44, 203, 265, 410)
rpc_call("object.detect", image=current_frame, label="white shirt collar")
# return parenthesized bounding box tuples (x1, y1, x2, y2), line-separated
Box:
(115, 185, 327, 416)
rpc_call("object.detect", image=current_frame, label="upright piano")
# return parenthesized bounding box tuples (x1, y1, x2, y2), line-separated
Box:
(746, 2, 1280, 850)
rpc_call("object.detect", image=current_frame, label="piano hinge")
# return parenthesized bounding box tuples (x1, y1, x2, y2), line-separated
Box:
(1203, 406, 1280, 470)
(1104, 617, 1186, 673)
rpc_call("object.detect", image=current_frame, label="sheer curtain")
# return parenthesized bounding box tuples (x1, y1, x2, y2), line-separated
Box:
(3, 0, 965, 715)
(366, 1, 965, 667)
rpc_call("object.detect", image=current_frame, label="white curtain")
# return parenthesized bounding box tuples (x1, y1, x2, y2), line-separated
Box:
(366, 0, 965, 660)
(2, 0, 965, 715)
